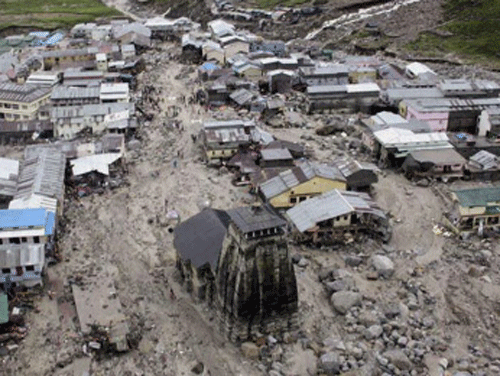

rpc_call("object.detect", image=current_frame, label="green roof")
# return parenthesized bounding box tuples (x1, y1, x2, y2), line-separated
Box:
(0, 293, 8, 324)
(454, 187, 500, 207)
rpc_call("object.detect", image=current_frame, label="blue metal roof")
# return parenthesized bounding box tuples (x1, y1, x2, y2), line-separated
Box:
(0, 208, 49, 230)
(200, 62, 219, 71)
(29, 31, 50, 39)
(44, 32, 65, 46)
(45, 211, 56, 236)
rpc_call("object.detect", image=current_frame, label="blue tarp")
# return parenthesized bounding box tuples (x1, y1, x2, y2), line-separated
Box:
(200, 62, 219, 71)
(43, 32, 64, 46)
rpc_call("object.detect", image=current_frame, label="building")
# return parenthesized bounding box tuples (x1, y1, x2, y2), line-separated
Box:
(208, 19, 235, 40)
(220, 36, 249, 59)
(286, 189, 390, 244)
(401, 97, 500, 133)
(401, 148, 467, 180)
(51, 86, 100, 107)
(307, 83, 380, 112)
(15, 146, 66, 213)
(478, 108, 500, 140)
(0, 158, 19, 208)
(63, 70, 104, 87)
(175, 205, 298, 341)
(0, 243, 45, 287)
(298, 64, 349, 87)
(0, 83, 52, 122)
(445, 187, 500, 234)
(372, 127, 452, 167)
(349, 66, 377, 84)
(0, 208, 55, 246)
(405, 62, 437, 80)
(259, 160, 347, 208)
(259, 148, 294, 168)
(267, 70, 294, 94)
(202, 41, 225, 64)
(202, 119, 256, 161)
(332, 156, 378, 191)
(100, 83, 129, 103)
(26, 72, 61, 87)
(233, 61, 262, 79)
(249, 40, 286, 57)
(467, 150, 500, 181)
(51, 102, 134, 139)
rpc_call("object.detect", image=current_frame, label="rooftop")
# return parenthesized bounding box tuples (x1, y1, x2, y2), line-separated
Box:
(286, 189, 385, 232)
(453, 187, 500, 207)
(226, 205, 286, 234)
(260, 148, 293, 161)
(0, 83, 52, 103)
(0, 208, 53, 234)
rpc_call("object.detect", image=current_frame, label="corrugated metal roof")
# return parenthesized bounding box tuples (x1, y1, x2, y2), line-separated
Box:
(286, 189, 385, 232)
(71, 153, 121, 176)
(51, 86, 100, 100)
(0, 83, 52, 103)
(0, 293, 8, 324)
(260, 161, 344, 199)
(469, 150, 500, 170)
(260, 148, 293, 161)
(226, 205, 286, 233)
(409, 148, 466, 165)
(9, 194, 58, 213)
(453, 187, 500, 207)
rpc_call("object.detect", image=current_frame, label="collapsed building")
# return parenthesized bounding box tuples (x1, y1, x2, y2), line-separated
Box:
(174, 205, 298, 341)
(286, 189, 391, 244)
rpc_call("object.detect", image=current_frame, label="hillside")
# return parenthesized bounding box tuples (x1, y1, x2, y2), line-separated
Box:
(0, 0, 122, 32)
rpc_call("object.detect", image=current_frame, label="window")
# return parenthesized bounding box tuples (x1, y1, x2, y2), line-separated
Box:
(22, 105, 27, 110)
(1, 268, 10, 274)
(25, 265, 35, 272)
(290, 197, 297, 204)
(21, 237, 27, 243)
(9, 237, 20, 244)
(299, 196, 307, 202)
(12, 104, 19, 110)
(33, 236, 40, 244)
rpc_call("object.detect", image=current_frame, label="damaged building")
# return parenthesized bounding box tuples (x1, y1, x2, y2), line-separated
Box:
(444, 187, 500, 235)
(0, 243, 45, 288)
(174, 205, 298, 341)
(286, 189, 391, 244)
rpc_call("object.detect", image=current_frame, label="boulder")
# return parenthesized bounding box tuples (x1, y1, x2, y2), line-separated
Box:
(364, 325, 383, 340)
(319, 352, 341, 375)
(331, 291, 362, 315)
(372, 255, 394, 278)
(345, 255, 363, 267)
(241, 342, 260, 359)
(383, 349, 412, 370)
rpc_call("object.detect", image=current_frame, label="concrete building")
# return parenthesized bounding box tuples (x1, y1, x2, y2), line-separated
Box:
(298, 64, 349, 87)
(0, 208, 55, 246)
(220, 36, 249, 59)
(0, 243, 45, 287)
(307, 83, 380, 112)
(401, 97, 500, 134)
(202, 119, 256, 161)
(100, 83, 129, 103)
(249, 40, 286, 57)
(63, 70, 104, 87)
(259, 160, 347, 208)
(0, 83, 52, 122)
(286, 189, 390, 244)
(51, 86, 100, 107)
(26, 72, 61, 87)
(0, 158, 19, 208)
(51, 102, 134, 139)
(401, 148, 467, 180)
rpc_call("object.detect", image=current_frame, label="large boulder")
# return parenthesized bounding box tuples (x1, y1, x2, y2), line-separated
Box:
(371, 255, 395, 278)
(241, 342, 260, 359)
(383, 349, 412, 370)
(331, 291, 362, 315)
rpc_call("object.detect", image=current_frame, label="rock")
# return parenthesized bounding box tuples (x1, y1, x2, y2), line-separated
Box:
(384, 305, 400, 319)
(383, 349, 412, 370)
(319, 352, 341, 375)
(453, 373, 472, 376)
(298, 258, 310, 268)
(439, 358, 449, 369)
(241, 342, 260, 359)
(345, 255, 363, 267)
(358, 311, 379, 327)
(416, 178, 430, 187)
(319, 268, 334, 282)
(325, 280, 350, 294)
(331, 291, 362, 315)
(267, 335, 278, 346)
(268, 371, 281, 376)
(372, 255, 395, 278)
(291, 254, 302, 264)
(365, 325, 383, 340)
(323, 337, 346, 352)
(191, 361, 204, 374)
(397, 337, 408, 347)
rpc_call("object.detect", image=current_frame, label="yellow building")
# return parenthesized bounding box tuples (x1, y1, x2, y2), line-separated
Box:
(0, 83, 52, 122)
(202, 120, 256, 162)
(259, 161, 347, 208)
(445, 187, 500, 233)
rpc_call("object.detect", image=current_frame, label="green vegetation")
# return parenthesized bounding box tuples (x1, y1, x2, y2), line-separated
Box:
(256, 0, 309, 9)
(406, 0, 500, 67)
(0, 0, 122, 31)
